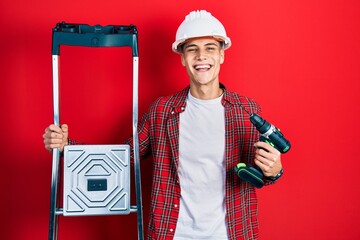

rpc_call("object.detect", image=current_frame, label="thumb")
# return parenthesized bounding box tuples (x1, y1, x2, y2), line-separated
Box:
(61, 124, 68, 133)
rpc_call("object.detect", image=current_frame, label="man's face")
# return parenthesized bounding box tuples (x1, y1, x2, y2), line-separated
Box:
(180, 37, 225, 87)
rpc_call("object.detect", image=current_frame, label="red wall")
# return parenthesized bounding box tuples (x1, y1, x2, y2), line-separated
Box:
(1, 0, 360, 239)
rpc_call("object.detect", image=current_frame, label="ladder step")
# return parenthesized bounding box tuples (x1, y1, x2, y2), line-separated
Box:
(56, 207, 142, 214)
(130, 205, 143, 213)
(55, 208, 63, 215)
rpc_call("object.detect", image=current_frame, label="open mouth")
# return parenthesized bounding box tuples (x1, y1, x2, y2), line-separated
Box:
(194, 64, 212, 71)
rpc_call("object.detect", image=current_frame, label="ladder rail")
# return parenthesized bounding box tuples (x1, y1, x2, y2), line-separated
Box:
(132, 56, 144, 240)
(48, 54, 60, 240)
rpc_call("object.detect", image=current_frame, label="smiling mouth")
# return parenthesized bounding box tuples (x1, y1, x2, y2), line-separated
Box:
(194, 64, 212, 71)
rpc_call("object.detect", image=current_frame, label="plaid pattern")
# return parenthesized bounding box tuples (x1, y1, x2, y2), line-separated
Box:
(127, 85, 263, 240)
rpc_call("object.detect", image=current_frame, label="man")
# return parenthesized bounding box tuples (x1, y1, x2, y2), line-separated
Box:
(43, 10, 283, 240)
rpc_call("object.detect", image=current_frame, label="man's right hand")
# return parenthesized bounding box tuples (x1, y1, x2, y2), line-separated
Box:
(43, 124, 69, 152)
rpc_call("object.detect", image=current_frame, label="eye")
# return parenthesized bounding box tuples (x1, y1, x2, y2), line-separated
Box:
(206, 47, 216, 51)
(186, 47, 197, 53)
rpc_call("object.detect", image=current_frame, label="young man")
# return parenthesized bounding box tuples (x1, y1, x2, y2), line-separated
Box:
(43, 10, 283, 240)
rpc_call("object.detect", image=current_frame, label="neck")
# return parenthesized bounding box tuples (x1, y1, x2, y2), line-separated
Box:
(189, 82, 223, 100)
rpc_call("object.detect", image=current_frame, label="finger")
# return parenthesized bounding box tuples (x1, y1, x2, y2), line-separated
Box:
(49, 142, 63, 147)
(255, 142, 281, 160)
(44, 137, 63, 145)
(255, 158, 279, 177)
(258, 154, 280, 169)
(43, 131, 54, 139)
(61, 124, 68, 133)
(45, 142, 61, 151)
(46, 124, 62, 133)
(43, 131, 63, 143)
(254, 159, 271, 174)
(255, 154, 271, 167)
(254, 141, 278, 153)
(256, 148, 279, 163)
(50, 131, 64, 139)
(45, 137, 63, 146)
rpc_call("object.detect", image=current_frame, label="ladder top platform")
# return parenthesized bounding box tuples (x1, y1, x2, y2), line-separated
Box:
(52, 22, 138, 56)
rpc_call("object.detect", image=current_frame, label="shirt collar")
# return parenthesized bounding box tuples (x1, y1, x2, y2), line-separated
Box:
(171, 83, 236, 110)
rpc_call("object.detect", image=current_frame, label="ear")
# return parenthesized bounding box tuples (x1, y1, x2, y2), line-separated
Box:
(220, 50, 225, 64)
(181, 54, 186, 66)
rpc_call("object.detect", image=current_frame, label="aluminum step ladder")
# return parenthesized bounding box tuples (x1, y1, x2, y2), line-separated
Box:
(48, 22, 143, 240)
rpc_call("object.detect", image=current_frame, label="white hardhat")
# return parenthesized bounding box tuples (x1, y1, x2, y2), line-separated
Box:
(172, 10, 232, 53)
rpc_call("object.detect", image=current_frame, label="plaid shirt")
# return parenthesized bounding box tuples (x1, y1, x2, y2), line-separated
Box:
(128, 85, 267, 240)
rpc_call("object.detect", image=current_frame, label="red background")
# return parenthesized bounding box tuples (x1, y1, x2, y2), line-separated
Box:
(1, 0, 360, 239)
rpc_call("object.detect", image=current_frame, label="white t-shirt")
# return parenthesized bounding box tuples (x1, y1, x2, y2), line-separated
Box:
(174, 91, 228, 240)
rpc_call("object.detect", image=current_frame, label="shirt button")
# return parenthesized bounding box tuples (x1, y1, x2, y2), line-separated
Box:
(171, 111, 175, 114)
(181, 107, 185, 111)
(174, 204, 178, 208)
(170, 228, 174, 232)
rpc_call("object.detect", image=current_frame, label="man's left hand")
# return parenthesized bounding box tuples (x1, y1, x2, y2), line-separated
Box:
(254, 141, 282, 178)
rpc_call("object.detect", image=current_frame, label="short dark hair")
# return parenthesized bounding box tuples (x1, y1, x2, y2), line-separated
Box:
(177, 39, 225, 53)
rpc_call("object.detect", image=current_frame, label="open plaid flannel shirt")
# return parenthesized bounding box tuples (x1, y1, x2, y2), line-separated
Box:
(126, 85, 273, 240)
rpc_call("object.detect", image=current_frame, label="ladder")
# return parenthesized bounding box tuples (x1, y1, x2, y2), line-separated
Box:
(48, 22, 143, 240)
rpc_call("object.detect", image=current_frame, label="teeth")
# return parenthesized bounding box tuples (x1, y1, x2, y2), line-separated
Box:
(195, 65, 210, 70)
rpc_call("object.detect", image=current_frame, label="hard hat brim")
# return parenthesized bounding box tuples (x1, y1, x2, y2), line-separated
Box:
(172, 35, 231, 53)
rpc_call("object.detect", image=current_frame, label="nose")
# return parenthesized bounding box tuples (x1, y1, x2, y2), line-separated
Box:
(196, 49, 207, 60)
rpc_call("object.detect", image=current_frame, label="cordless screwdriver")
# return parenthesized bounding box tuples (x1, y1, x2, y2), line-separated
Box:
(250, 113, 291, 154)
(234, 107, 291, 188)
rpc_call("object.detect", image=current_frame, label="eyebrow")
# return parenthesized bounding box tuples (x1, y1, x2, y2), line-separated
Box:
(183, 42, 220, 50)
